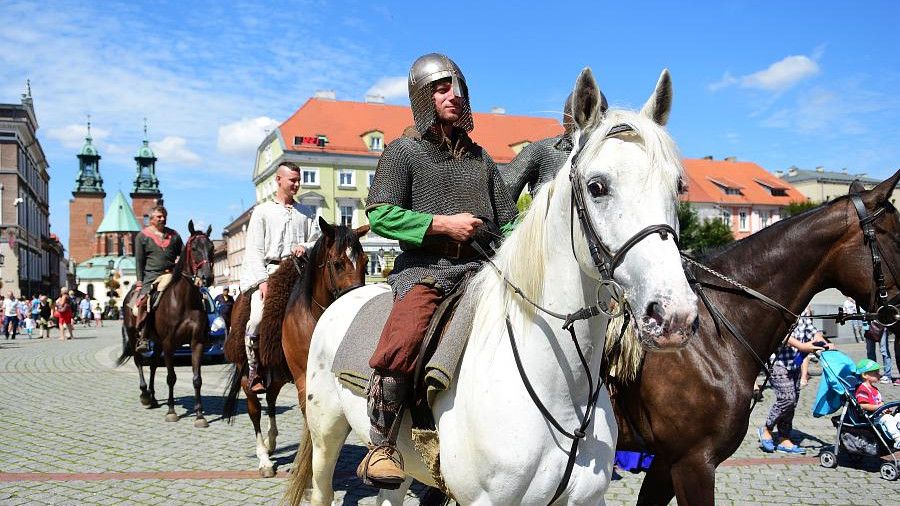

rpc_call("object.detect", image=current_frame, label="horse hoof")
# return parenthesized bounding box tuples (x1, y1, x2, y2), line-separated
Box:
(193, 418, 209, 428)
(139, 395, 151, 406)
(148, 401, 160, 409)
(165, 412, 179, 422)
(259, 466, 276, 478)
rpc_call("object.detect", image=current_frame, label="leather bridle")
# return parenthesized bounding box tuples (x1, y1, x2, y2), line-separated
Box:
(183, 233, 211, 283)
(849, 194, 899, 327)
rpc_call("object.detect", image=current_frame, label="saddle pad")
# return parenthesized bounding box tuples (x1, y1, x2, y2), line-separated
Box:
(332, 288, 478, 406)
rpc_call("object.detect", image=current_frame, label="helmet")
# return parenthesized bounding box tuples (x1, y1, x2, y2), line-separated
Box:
(856, 358, 881, 375)
(407, 53, 473, 134)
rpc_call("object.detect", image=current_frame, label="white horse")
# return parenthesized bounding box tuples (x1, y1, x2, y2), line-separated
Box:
(284, 68, 699, 505)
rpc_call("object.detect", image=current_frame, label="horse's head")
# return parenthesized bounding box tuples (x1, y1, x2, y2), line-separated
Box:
(312, 217, 369, 300)
(186, 220, 215, 287)
(566, 68, 698, 349)
(831, 170, 900, 323)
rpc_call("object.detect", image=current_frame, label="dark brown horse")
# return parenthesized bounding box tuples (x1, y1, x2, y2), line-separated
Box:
(118, 221, 215, 428)
(613, 171, 900, 505)
(223, 219, 368, 477)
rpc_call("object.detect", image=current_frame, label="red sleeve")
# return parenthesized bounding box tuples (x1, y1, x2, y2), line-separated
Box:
(855, 384, 874, 405)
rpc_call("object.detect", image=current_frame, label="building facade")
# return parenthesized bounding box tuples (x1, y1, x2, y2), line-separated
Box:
(0, 84, 62, 296)
(681, 156, 802, 240)
(222, 206, 252, 289)
(777, 166, 881, 203)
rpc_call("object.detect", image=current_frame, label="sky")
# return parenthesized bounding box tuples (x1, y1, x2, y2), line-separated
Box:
(2, 1, 899, 249)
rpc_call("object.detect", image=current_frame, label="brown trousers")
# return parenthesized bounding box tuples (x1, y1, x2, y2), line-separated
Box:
(369, 284, 442, 376)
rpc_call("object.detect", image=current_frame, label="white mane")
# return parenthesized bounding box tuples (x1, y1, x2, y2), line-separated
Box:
(468, 108, 683, 339)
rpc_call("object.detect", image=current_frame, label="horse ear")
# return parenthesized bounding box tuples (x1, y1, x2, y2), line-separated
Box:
(205, 224, 212, 236)
(572, 67, 604, 130)
(318, 216, 335, 239)
(354, 224, 370, 238)
(848, 179, 866, 195)
(188, 220, 196, 235)
(640, 68, 673, 126)
(867, 169, 900, 204)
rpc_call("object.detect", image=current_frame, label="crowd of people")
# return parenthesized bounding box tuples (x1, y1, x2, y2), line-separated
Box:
(0, 288, 107, 342)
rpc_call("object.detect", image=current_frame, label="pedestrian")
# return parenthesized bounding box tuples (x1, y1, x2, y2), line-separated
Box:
(38, 294, 51, 339)
(55, 289, 75, 340)
(30, 294, 40, 325)
(864, 321, 895, 384)
(3, 291, 19, 340)
(24, 315, 34, 338)
(794, 308, 832, 388)
(213, 287, 235, 334)
(843, 296, 863, 342)
(79, 296, 92, 328)
(855, 359, 900, 449)
(17, 296, 28, 332)
(93, 303, 103, 327)
(758, 322, 832, 454)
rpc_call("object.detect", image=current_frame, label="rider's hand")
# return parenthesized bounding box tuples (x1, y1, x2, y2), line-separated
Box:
(292, 245, 307, 257)
(432, 213, 483, 242)
(259, 282, 268, 300)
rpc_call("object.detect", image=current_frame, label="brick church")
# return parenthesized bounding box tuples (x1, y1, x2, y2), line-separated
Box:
(70, 121, 164, 304)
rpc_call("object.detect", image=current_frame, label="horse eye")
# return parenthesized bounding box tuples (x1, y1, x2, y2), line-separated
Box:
(587, 180, 608, 198)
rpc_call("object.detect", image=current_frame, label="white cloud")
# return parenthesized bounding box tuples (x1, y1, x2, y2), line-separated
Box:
(710, 55, 820, 92)
(47, 123, 110, 149)
(217, 116, 280, 156)
(366, 76, 408, 101)
(151, 136, 201, 165)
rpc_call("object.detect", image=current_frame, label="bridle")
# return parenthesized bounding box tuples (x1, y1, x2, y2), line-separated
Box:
(478, 122, 681, 505)
(183, 233, 211, 283)
(297, 244, 366, 311)
(848, 194, 899, 327)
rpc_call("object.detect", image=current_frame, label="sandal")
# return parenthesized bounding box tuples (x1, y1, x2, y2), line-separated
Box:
(757, 428, 775, 453)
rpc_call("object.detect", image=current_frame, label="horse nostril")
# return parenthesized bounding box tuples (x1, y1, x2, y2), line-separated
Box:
(645, 302, 665, 326)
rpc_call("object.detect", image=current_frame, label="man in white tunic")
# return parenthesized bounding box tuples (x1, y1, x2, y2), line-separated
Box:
(240, 162, 318, 393)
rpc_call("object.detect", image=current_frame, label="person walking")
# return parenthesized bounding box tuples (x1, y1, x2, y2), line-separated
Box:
(79, 296, 92, 328)
(3, 291, 19, 340)
(55, 290, 75, 340)
(93, 303, 103, 328)
(213, 287, 235, 334)
(38, 295, 51, 339)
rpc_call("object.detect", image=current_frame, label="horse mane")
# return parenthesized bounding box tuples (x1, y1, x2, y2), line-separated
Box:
(287, 225, 364, 311)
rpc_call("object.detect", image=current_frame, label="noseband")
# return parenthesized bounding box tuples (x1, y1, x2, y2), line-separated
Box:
(183, 233, 211, 282)
(319, 252, 365, 300)
(850, 194, 899, 326)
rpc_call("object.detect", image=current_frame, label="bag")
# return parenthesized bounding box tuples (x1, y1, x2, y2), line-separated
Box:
(865, 321, 884, 342)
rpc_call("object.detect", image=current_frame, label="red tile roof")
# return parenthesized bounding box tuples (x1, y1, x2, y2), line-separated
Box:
(277, 98, 563, 164)
(681, 158, 802, 206)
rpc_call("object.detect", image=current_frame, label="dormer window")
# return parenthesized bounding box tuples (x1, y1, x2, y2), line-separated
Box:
(370, 136, 383, 151)
(708, 177, 744, 196)
(363, 131, 385, 152)
(755, 179, 789, 197)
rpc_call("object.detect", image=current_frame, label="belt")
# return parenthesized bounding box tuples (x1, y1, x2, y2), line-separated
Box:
(418, 239, 478, 260)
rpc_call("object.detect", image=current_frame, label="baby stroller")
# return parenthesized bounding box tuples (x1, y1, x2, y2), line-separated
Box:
(812, 350, 900, 480)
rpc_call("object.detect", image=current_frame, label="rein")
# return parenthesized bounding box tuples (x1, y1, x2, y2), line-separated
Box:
(183, 233, 211, 283)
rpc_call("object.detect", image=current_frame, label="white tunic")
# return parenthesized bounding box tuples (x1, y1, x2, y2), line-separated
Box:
(239, 201, 319, 291)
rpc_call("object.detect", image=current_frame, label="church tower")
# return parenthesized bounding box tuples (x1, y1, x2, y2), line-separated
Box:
(130, 118, 163, 227)
(69, 119, 106, 264)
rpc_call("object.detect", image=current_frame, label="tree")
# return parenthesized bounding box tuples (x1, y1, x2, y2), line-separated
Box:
(782, 199, 819, 217)
(677, 201, 734, 254)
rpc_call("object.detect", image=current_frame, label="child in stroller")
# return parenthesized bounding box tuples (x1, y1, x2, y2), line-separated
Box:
(814, 350, 900, 481)
(855, 359, 900, 449)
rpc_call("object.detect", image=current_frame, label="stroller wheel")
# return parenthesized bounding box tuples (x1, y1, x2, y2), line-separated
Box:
(819, 451, 838, 469)
(880, 462, 898, 481)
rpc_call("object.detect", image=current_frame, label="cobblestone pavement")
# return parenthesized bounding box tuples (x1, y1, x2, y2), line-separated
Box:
(0, 322, 897, 505)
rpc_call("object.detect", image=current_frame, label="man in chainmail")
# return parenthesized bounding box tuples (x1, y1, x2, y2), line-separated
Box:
(502, 92, 607, 200)
(358, 53, 518, 488)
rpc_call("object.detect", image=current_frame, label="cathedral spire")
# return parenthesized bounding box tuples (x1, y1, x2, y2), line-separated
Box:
(133, 118, 161, 196)
(73, 115, 104, 195)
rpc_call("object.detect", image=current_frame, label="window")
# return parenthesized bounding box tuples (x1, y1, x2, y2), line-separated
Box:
(293, 136, 302, 145)
(739, 211, 748, 231)
(724, 187, 742, 195)
(302, 169, 319, 186)
(86, 214, 93, 225)
(370, 136, 383, 151)
(368, 171, 376, 187)
(368, 256, 382, 276)
(721, 210, 731, 226)
(338, 170, 355, 188)
(143, 214, 149, 226)
(771, 188, 788, 197)
(340, 205, 354, 227)
(86, 284, 94, 299)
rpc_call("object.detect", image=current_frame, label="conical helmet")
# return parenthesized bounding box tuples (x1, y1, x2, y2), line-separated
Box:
(407, 53, 473, 134)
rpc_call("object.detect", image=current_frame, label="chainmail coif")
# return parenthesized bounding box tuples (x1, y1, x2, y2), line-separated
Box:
(502, 134, 573, 200)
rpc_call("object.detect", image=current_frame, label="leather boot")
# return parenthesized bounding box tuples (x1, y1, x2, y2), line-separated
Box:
(356, 372, 408, 489)
(246, 333, 265, 394)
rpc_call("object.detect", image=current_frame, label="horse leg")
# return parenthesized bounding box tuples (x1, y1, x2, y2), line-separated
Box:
(636, 457, 675, 506)
(244, 378, 273, 477)
(263, 381, 283, 455)
(670, 457, 715, 506)
(190, 337, 208, 428)
(308, 406, 351, 505)
(376, 478, 414, 506)
(147, 350, 160, 408)
(164, 350, 179, 422)
(135, 352, 151, 406)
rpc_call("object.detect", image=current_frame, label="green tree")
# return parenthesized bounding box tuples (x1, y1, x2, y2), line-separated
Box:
(677, 201, 734, 254)
(782, 199, 819, 217)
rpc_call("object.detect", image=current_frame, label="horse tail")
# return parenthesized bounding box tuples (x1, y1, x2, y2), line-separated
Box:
(282, 418, 313, 506)
(222, 363, 243, 423)
(116, 330, 134, 367)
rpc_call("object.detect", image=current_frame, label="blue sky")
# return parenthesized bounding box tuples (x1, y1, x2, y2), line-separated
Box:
(2, 1, 899, 249)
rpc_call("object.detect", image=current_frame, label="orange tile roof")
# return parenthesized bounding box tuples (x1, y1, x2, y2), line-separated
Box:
(277, 98, 563, 164)
(681, 158, 802, 206)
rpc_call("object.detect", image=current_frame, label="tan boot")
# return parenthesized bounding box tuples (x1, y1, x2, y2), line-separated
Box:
(357, 444, 405, 489)
(356, 372, 408, 488)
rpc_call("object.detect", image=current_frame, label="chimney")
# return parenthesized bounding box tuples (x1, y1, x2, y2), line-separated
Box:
(815, 166, 825, 173)
(490, 107, 506, 114)
(775, 170, 784, 177)
(702, 155, 713, 160)
(314, 90, 336, 100)
(788, 167, 798, 177)
(724, 156, 737, 162)
(365, 94, 385, 104)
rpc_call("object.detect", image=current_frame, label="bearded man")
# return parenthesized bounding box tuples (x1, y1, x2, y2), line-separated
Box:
(357, 53, 518, 488)
(239, 162, 318, 394)
(134, 205, 183, 353)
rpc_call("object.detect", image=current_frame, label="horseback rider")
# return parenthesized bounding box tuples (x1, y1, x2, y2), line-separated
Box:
(239, 162, 318, 394)
(134, 205, 183, 354)
(502, 92, 607, 199)
(357, 53, 518, 488)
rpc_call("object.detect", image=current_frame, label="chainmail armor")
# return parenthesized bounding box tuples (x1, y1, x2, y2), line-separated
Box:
(367, 131, 517, 299)
(502, 134, 574, 199)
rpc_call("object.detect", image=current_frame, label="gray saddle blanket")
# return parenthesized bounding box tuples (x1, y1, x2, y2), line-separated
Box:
(332, 288, 477, 406)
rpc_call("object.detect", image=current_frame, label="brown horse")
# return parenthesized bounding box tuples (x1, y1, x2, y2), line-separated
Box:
(118, 221, 215, 428)
(613, 171, 900, 505)
(222, 219, 368, 477)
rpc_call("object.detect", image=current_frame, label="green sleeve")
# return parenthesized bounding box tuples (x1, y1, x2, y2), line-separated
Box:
(500, 218, 518, 237)
(367, 204, 433, 247)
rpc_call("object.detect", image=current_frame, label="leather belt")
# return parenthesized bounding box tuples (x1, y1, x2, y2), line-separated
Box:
(418, 239, 478, 260)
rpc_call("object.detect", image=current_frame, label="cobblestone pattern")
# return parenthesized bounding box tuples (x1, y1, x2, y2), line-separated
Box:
(0, 324, 896, 504)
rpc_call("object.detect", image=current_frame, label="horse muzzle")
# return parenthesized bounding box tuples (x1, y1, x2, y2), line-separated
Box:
(639, 300, 699, 350)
